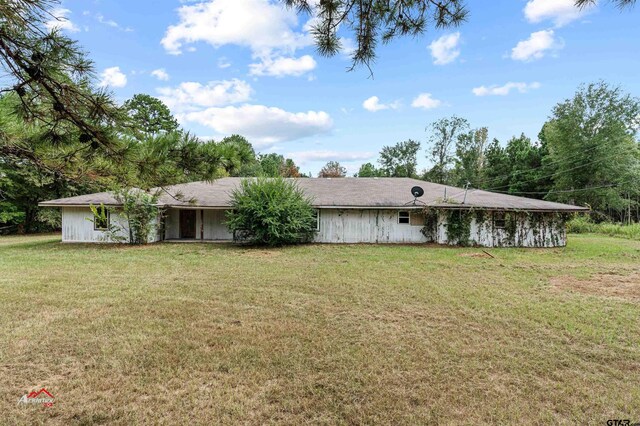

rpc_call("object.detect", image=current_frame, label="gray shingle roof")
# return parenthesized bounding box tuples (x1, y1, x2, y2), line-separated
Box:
(39, 177, 588, 212)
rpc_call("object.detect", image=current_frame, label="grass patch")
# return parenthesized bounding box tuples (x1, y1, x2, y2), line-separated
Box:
(567, 216, 640, 240)
(1, 234, 639, 424)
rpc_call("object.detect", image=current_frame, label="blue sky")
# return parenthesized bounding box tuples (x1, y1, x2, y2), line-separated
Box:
(49, 0, 640, 175)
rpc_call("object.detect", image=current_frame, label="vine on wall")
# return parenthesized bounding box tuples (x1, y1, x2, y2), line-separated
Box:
(421, 208, 569, 247)
(420, 208, 439, 242)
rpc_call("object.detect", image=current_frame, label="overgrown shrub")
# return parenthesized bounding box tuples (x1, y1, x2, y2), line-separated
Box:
(90, 188, 160, 244)
(566, 215, 597, 234)
(226, 178, 317, 246)
(567, 215, 640, 240)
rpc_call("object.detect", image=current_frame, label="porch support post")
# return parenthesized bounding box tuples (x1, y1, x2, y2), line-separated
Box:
(200, 209, 204, 240)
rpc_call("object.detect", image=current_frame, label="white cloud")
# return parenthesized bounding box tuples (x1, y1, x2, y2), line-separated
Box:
(472, 82, 541, 96)
(95, 13, 134, 32)
(411, 93, 442, 110)
(98, 67, 127, 88)
(249, 55, 316, 77)
(45, 8, 80, 33)
(339, 37, 356, 57)
(287, 150, 375, 164)
(182, 105, 333, 146)
(524, 0, 592, 27)
(511, 30, 561, 61)
(428, 32, 461, 65)
(362, 96, 400, 112)
(217, 57, 231, 69)
(156, 79, 252, 112)
(151, 68, 170, 81)
(161, 0, 310, 56)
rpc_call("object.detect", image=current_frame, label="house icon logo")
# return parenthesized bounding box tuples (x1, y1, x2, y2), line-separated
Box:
(18, 388, 55, 407)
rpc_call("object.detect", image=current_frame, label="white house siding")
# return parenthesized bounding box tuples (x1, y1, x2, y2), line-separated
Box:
(164, 208, 180, 239)
(163, 208, 232, 240)
(203, 209, 233, 240)
(314, 209, 426, 244)
(61, 207, 161, 243)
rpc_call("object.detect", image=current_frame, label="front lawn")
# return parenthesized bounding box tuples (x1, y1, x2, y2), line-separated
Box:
(1, 235, 639, 424)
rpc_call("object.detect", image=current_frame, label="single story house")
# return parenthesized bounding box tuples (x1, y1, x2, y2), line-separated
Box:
(39, 177, 587, 247)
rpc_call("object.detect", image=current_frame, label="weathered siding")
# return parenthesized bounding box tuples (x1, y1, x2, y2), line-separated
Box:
(63, 206, 567, 247)
(164, 208, 180, 239)
(203, 209, 233, 240)
(61, 207, 160, 243)
(164, 208, 232, 240)
(436, 211, 566, 247)
(314, 209, 426, 243)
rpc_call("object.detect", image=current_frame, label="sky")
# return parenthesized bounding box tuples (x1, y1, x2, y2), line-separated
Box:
(47, 0, 640, 175)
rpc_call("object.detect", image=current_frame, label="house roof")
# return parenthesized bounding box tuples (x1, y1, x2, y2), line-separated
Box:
(39, 177, 588, 212)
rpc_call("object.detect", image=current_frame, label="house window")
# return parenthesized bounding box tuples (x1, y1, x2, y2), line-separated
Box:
(93, 208, 110, 231)
(398, 211, 410, 224)
(493, 212, 506, 229)
(312, 209, 320, 230)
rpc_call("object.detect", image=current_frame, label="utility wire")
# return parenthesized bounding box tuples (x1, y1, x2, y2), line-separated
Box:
(489, 183, 620, 195)
(481, 149, 630, 192)
(470, 142, 616, 188)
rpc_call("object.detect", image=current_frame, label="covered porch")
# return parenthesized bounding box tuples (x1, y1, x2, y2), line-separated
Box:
(163, 208, 233, 241)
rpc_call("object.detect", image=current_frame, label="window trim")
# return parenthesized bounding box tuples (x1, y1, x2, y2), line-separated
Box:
(93, 209, 110, 231)
(313, 209, 320, 231)
(398, 210, 410, 225)
(493, 212, 506, 229)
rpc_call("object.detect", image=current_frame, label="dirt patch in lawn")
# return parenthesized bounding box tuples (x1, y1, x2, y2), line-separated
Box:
(550, 271, 640, 301)
(458, 252, 493, 258)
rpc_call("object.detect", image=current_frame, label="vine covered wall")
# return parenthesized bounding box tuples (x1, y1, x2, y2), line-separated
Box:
(422, 208, 569, 247)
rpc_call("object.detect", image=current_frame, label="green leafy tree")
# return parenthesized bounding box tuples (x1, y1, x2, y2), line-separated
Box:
(425, 116, 469, 184)
(355, 162, 381, 177)
(215, 135, 258, 176)
(378, 139, 421, 177)
(541, 82, 640, 219)
(0, 93, 114, 232)
(318, 161, 347, 178)
(481, 138, 511, 191)
(133, 132, 223, 187)
(0, 1, 121, 153)
(452, 127, 487, 187)
(477, 134, 552, 199)
(90, 189, 160, 244)
(258, 153, 302, 177)
(123, 94, 179, 137)
(116, 189, 160, 244)
(226, 178, 317, 246)
(503, 134, 549, 196)
(281, 158, 302, 177)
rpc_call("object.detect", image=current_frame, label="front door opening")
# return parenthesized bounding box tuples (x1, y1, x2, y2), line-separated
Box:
(179, 210, 197, 239)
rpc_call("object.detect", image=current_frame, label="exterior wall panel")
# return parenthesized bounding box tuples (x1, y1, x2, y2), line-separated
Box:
(62, 206, 566, 247)
(61, 207, 160, 243)
(314, 209, 426, 244)
(203, 209, 233, 240)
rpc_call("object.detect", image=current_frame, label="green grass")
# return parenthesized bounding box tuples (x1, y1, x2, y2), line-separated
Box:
(568, 216, 640, 240)
(1, 234, 639, 424)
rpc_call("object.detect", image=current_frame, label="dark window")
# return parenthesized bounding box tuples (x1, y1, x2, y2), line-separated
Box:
(398, 211, 410, 224)
(312, 209, 320, 230)
(93, 208, 110, 231)
(494, 212, 506, 229)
